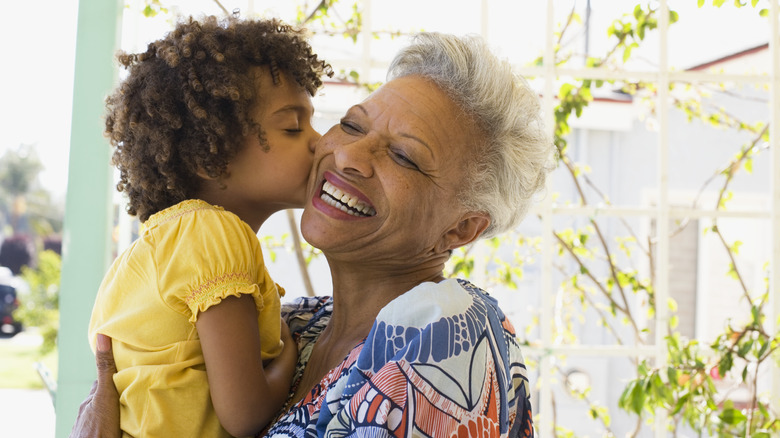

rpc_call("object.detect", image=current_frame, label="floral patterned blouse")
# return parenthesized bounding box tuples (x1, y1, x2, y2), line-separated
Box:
(264, 278, 534, 437)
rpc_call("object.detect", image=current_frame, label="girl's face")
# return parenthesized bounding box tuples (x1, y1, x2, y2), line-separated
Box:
(210, 67, 319, 231)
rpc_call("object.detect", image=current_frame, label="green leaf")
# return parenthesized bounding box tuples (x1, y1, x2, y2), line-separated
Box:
(637, 22, 646, 40)
(760, 8, 769, 17)
(559, 83, 574, 98)
(667, 367, 678, 385)
(752, 305, 762, 323)
(671, 392, 689, 415)
(651, 373, 669, 403)
(619, 380, 646, 415)
(623, 45, 633, 63)
(757, 337, 770, 358)
(758, 401, 770, 420)
(744, 158, 753, 173)
(718, 407, 747, 425)
(629, 379, 646, 414)
(718, 353, 733, 377)
(698, 0, 705, 6)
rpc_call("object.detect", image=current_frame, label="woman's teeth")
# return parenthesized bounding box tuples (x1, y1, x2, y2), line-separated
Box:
(321, 181, 376, 217)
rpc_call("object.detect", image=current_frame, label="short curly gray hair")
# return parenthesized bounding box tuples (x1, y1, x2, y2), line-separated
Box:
(387, 32, 554, 238)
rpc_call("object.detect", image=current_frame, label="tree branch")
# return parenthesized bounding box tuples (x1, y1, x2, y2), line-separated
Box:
(211, 0, 229, 16)
(553, 231, 644, 339)
(286, 210, 315, 297)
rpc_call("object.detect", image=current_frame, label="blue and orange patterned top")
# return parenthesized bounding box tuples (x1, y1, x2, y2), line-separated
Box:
(266, 278, 533, 437)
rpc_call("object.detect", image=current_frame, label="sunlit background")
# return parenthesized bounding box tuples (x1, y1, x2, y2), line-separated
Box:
(0, 1, 777, 437)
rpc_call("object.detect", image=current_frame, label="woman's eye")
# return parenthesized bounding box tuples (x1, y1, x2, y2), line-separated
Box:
(340, 120, 362, 134)
(392, 150, 420, 170)
(285, 128, 303, 134)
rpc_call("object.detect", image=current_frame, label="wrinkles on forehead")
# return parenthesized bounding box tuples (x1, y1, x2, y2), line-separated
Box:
(360, 77, 478, 163)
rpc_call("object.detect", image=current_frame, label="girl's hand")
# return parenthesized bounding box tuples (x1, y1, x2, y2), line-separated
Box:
(264, 321, 298, 389)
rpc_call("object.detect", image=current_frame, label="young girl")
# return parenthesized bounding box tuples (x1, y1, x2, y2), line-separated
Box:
(88, 16, 331, 437)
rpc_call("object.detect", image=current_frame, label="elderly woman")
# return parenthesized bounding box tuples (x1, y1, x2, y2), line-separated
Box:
(73, 31, 552, 437)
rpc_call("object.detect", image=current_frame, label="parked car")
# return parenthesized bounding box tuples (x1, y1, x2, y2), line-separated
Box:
(0, 283, 22, 335)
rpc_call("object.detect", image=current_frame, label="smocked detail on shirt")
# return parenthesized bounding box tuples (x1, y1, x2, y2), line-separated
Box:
(144, 199, 224, 229)
(185, 271, 255, 308)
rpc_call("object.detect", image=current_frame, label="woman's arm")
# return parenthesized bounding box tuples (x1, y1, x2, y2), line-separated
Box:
(196, 294, 297, 437)
(69, 334, 120, 438)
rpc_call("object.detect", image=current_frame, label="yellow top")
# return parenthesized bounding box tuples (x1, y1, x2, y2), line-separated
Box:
(88, 199, 285, 438)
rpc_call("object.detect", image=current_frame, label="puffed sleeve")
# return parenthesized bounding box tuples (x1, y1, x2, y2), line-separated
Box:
(152, 206, 276, 324)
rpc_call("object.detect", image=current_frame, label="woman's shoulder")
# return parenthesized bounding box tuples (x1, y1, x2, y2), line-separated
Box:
(281, 296, 333, 336)
(366, 277, 526, 377)
(375, 277, 505, 327)
(281, 295, 333, 316)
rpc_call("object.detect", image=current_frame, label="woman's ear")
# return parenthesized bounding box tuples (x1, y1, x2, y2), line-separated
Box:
(436, 212, 490, 253)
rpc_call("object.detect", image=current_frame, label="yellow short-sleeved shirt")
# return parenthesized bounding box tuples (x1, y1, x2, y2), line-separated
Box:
(88, 199, 285, 438)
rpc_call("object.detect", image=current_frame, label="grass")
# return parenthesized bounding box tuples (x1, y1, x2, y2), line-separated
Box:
(0, 335, 58, 390)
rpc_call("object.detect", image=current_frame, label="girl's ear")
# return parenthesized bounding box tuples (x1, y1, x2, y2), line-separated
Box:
(435, 212, 490, 253)
(196, 168, 216, 180)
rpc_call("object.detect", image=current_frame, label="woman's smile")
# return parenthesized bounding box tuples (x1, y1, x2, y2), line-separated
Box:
(311, 172, 377, 220)
(319, 180, 376, 217)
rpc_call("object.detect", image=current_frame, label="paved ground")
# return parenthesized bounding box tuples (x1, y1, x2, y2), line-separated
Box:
(0, 331, 55, 437)
(0, 388, 55, 437)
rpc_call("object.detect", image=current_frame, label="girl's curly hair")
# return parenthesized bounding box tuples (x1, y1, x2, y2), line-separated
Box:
(105, 16, 332, 222)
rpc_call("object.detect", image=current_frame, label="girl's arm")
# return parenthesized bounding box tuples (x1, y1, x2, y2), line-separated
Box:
(197, 294, 297, 437)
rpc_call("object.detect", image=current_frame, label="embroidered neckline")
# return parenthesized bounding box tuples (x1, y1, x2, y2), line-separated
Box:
(144, 199, 224, 229)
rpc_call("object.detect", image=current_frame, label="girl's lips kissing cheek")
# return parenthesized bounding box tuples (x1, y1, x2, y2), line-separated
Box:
(317, 180, 376, 218)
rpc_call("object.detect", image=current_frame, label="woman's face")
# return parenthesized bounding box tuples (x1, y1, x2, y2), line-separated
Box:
(300, 75, 488, 264)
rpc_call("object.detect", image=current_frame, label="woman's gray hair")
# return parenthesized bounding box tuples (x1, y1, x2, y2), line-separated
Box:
(387, 32, 555, 238)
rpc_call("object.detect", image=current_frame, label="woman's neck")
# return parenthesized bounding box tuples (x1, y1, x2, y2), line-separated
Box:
(322, 258, 447, 340)
(288, 253, 449, 405)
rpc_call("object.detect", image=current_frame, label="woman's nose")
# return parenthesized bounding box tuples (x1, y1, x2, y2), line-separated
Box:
(333, 136, 375, 177)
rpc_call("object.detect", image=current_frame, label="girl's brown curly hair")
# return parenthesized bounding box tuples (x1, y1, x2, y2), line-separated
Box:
(105, 16, 332, 222)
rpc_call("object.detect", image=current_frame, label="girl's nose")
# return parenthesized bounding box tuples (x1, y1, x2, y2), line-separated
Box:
(308, 129, 321, 154)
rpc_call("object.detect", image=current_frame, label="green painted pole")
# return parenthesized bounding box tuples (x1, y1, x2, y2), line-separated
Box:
(55, 0, 122, 436)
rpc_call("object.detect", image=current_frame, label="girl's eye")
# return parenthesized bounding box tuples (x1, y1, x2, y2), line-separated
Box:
(285, 128, 303, 134)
